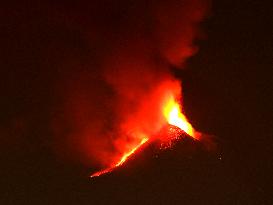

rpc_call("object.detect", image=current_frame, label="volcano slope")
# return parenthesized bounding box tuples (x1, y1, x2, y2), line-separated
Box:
(85, 128, 247, 205)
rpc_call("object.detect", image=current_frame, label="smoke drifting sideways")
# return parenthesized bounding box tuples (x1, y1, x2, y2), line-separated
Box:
(52, 0, 210, 170)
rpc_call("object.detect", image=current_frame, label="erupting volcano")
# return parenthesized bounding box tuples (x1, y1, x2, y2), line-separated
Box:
(90, 83, 200, 178)
(51, 0, 210, 179)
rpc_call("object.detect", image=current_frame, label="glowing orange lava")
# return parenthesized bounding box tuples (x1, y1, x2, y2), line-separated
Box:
(90, 92, 199, 178)
(90, 137, 148, 178)
(163, 96, 198, 139)
(116, 138, 149, 166)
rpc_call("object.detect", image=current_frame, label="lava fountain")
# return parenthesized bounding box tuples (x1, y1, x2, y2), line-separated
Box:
(163, 95, 200, 140)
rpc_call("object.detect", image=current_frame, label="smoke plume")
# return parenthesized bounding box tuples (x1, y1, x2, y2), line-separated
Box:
(52, 0, 210, 169)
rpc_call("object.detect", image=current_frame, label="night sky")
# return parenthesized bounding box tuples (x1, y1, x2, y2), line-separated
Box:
(1, 1, 272, 204)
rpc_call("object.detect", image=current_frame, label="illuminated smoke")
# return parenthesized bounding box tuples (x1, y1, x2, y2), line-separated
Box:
(53, 0, 210, 171)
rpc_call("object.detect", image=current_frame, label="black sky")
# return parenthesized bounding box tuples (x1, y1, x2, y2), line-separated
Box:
(1, 0, 272, 204)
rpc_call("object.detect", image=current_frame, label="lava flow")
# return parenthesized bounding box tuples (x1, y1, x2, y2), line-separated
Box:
(90, 92, 199, 178)
(90, 137, 149, 178)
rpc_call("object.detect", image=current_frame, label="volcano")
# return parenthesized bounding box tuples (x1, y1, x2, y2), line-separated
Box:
(89, 87, 203, 178)
(90, 124, 212, 179)
(88, 128, 222, 205)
